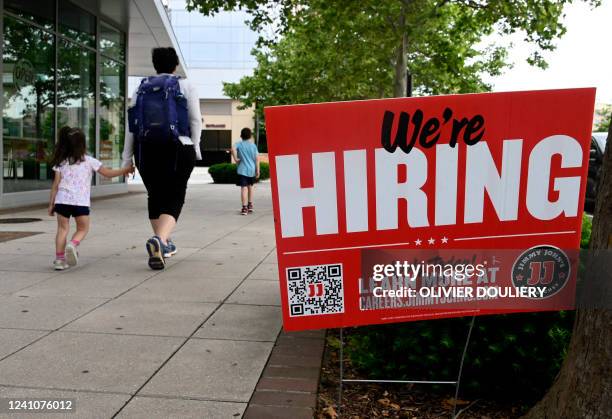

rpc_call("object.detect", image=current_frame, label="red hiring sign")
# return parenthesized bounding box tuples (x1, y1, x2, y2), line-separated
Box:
(264, 88, 596, 331)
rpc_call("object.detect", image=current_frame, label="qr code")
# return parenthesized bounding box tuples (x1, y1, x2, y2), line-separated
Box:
(286, 263, 344, 317)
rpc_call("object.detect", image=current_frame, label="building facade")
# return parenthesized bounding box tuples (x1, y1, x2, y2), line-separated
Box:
(0, 0, 186, 209)
(167, 1, 258, 165)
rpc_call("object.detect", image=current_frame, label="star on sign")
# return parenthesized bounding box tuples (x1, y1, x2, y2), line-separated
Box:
(441, 236, 448, 244)
(428, 237, 435, 245)
(515, 274, 524, 281)
(415, 239, 422, 246)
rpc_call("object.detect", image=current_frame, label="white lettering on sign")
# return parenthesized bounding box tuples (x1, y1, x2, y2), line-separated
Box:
(276, 152, 338, 238)
(527, 135, 582, 220)
(435, 144, 458, 226)
(344, 150, 369, 233)
(464, 139, 523, 223)
(275, 137, 583, 238)
(375, 147, 429, 230)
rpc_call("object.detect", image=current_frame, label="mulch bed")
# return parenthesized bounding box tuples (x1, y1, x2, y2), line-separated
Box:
(316, 329, 524, 419)
(0, 231, 42, 243)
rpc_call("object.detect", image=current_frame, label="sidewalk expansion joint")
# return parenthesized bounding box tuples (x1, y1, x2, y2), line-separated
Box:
(110, 239, 277, 418)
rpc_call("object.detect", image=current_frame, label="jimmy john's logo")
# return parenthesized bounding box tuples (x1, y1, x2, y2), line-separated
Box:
(512, 245, 570, 299)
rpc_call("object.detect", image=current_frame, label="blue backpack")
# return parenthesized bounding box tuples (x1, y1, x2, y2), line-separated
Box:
(128, 75, 190, 144)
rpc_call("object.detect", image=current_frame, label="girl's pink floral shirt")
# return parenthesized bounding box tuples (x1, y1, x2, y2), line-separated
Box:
(53, 156, 102, 207)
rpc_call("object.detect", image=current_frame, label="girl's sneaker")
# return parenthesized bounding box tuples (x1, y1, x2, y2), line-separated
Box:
(164, 239, 177, 258)
(146, 236, 165, 270)
(53, 259, 69, 270)
(65, 242, 79, 266)
(247, 202, 253, 213)
(241, 206, 248, 216)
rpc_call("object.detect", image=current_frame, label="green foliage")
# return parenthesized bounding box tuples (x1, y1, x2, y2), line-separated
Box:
(581, 214, 592, 249)
(594, 104, 612, 133)
(188, 0, 601, 119)
(259, 161, 270, 179)
(208, 163, 237, 184)
(347, 311, 575, 403)
(221, 0, 506, 117)
(208, 162, 270, 183)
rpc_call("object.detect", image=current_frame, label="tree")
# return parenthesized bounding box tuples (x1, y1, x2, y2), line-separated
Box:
(594, 105, 612, 133)
(3, 16, 97, 142)
(220, 0, 511, 117)
(187, 0, 601, 104)
(3, 18, 55, 140)
(523, 121, 612, 419)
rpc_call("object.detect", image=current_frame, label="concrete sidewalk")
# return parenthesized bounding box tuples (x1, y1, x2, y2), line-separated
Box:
(0, 182, 281, 418)
(128, 166, 214, 186)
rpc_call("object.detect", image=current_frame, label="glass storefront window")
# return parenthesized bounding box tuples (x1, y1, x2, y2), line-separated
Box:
(2, 3, 127, 196)
(57, 39, 96, 157)
(100, 22, 125, 62)
(99, 58, 125, 184)
(4, 0, 54, 31)
(59, 0, 96, 48)
(2, 16, 55, 193)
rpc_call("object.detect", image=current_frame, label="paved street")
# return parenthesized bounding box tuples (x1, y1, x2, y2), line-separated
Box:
(0, 182, 281, 418)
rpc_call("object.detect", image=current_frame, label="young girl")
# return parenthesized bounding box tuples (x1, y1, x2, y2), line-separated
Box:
(48, 127, 134, 270)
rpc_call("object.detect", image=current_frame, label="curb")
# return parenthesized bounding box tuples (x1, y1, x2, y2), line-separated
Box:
(244, 329, 327, 418)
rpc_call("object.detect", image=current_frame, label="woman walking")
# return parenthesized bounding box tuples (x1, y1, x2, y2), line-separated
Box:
(123, 47, 202, 270)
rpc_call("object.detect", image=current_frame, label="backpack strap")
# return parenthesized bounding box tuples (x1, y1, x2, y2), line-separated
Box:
(171, 76, 191, 138)
(134, 77, 148, 139)
(160, 76, 182, 171)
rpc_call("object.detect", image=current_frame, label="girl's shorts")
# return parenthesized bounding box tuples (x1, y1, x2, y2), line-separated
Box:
(236, 175, 255, 187)
(54, 204, 90, 218)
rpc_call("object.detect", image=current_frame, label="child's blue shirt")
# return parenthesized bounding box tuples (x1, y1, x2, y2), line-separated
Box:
(236, 140, 258, 177)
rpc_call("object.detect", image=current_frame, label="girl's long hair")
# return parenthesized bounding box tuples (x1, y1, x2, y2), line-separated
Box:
(50, 126, 87, 167)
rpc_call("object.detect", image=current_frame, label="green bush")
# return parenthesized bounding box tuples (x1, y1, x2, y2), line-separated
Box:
(260, 162, 270, 179)
(347, 311, 574, 403)
(208, 163, 237, 184)
(581, 214, 592, 249)
(208, 162, 270, 184)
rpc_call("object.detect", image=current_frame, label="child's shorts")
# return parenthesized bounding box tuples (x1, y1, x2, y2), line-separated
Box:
(54, 204, 90, 218)
(236, 175, 255, 187)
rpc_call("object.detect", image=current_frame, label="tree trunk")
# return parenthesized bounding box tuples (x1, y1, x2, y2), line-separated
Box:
(35, 84, 43, 139)
(393, 12, 407, 98)
(523, 121, 612, 418)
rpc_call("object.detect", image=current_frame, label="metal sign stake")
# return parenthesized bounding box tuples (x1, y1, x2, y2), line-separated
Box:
(338, 316, 477, 419)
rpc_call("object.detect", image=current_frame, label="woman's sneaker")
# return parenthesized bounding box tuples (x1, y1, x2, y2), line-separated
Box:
(53, 259, 69, 270)
(164, 239, 177, 258)
(65, 242, 79, 266)
(241, 206, 248, 216)
(146, 236, 165, 270)
(247, 202, 253, 213)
